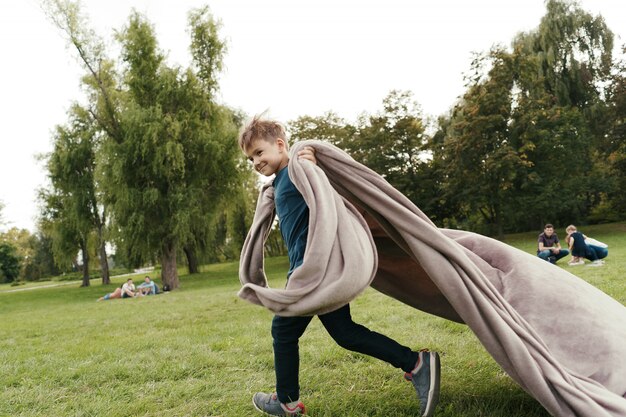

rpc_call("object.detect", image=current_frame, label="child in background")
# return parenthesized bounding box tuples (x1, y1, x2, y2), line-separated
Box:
(565, 225, 607, 266)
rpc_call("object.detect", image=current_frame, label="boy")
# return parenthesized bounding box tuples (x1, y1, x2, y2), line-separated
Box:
(238, 115, 440, 417)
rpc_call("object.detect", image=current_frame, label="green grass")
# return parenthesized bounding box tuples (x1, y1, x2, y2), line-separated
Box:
(1, 224, 624, 416)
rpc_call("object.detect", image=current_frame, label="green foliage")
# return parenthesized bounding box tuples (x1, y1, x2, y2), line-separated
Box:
(430, 0, 619, 234)
(39, 104, 108, 285)
(602, 46, 626, 217)
(0, 241, 21, 283)
(45, 2, 247, 288)
(290, 91, 437, 215)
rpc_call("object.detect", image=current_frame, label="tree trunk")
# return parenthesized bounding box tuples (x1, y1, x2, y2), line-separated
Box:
(183, 244, 199, 274)
(95, 212, 110, 285)
(161, 240, 180, 290)
(98, 238, 110, 285)
(80, 239, 90, 287)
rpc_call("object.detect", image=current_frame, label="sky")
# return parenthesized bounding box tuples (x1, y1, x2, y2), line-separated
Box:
(0, 0, 624, 233)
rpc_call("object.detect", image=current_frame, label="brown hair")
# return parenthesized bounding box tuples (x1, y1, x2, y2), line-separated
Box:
(544, 223, 554, 229)
(238, 114, 288, 151)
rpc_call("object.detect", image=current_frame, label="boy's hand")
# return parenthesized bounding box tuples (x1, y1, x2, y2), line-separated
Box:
(297, 146, 317, 165)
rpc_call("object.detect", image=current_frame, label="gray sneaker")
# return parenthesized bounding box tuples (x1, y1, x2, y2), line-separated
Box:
(404, 350, 441, 417)
(252, 392, 306, 416)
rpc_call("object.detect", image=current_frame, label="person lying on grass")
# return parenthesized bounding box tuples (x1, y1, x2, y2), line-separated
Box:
(238, 115, 440, 417)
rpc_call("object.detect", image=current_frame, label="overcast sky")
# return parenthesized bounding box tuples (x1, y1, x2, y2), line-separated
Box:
(1, 0, 624, 232)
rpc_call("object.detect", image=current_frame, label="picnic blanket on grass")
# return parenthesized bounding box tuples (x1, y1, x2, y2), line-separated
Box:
(238, 140, 626, 417)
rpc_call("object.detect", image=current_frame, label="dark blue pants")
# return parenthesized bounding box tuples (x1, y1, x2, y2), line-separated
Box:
(272, 304, 419, 403)
(584, 245, 608, 261)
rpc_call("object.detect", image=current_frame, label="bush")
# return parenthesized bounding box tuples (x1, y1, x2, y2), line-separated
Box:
(0, 242, 21, 283)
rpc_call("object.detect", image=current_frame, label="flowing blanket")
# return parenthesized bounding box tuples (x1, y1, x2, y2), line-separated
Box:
(238, 140, 626, 417)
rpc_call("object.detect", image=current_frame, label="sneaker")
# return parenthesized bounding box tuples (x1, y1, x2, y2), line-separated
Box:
(588, 260, 604, 267)
(568, 260, 584, 266)
(252, 392, 306, 416)
(548, 256, 556, 264)
(404, 350, 441, 417)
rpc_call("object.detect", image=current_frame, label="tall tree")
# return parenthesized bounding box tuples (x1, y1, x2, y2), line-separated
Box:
(602, 46, 626, 217)
(45, 2, 244, 289)
(440, 49, 528, 237)
(43, 105, 108, 286)
(430, 0, 616, 234)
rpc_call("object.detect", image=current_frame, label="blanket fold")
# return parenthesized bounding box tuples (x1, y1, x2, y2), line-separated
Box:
(238, 140, 626, 417)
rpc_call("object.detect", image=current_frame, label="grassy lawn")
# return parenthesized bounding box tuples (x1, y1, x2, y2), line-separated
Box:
(1, 223, 624, 416)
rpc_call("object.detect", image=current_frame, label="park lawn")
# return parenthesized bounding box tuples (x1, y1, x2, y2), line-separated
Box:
(0, 223, 624, 417)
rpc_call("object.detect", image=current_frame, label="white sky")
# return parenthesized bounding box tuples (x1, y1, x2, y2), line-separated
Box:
(0, 0, 624, 232)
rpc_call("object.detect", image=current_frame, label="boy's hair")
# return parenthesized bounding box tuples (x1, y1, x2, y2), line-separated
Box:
(238, 114, 288, 151)
(544, 223, 554, 229)
(566, 225, 577, 233)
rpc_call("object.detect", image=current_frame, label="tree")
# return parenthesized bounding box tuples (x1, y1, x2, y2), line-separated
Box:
(42, 104, 109, 286)
(429, 0, 617, 234)
(0, 241, 21, 283)
(22, 230, 62, 281)
(601, 46, 626, 217)
(290, 91, 436, 215)
(439, 49, 528, 237)
(45, 2, 245, 289)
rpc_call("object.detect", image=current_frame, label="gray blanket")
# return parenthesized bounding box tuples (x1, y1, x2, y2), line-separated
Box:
(238, 140, 626, 417)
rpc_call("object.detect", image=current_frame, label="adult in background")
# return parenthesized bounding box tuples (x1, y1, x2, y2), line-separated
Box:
(121, 278, 137, 298)
(137, 276, 159, 295)
(537, 223, 569, 264)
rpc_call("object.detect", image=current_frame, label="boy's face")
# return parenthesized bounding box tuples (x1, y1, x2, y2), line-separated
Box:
(544, 227, 554, 237)
(244, 137, 289, 177)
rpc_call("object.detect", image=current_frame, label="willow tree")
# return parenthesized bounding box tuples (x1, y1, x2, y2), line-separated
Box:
(41, 104, 109, 286)
(45, 2, 242, 289)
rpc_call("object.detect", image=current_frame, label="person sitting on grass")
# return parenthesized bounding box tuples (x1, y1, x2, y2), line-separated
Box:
(121, 278, 137, 298)
(137, 276, 159, 295)
(238, 115, 440, 417)
(536, 223, 569, 264)
(565, 225, 607, 267)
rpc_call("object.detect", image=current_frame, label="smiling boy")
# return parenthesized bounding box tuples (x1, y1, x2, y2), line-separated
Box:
(238, 115, 440, 417)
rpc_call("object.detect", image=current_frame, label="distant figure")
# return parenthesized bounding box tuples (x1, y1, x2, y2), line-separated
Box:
(137, 276, 158, 295)
(565, 225, 607, 266)
(121, 278, 136, 298)
(537, 223, 569, 264)
(97, 286, 123, 301)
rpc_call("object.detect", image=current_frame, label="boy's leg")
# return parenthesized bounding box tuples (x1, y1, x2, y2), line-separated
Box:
(319, 304, 440, 417)
(271, 315, 313, 404)
(319, 304, 418, 371)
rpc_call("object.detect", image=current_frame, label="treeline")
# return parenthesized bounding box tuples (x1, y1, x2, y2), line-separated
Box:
(2, 0, 624, 285)
(290, 1, 626, 238)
